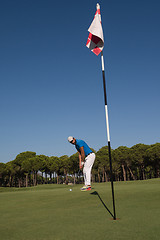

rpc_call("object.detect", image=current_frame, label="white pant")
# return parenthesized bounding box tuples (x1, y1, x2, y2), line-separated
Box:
(83, 153, 95, 186)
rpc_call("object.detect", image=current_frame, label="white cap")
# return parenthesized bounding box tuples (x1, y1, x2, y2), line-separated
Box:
(68, 136, 74, 143)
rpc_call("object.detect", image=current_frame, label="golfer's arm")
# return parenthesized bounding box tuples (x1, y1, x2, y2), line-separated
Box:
(79, 147, 85, 162)
(78, 153, 82, 168)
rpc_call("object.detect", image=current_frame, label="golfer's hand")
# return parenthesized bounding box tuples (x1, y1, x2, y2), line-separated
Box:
(80, 162, 84, 169)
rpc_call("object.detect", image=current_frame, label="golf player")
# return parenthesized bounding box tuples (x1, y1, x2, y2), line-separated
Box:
(68, 136, 95, 191)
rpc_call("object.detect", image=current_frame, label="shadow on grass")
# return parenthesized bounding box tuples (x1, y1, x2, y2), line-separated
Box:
(91, 191, 114, 218)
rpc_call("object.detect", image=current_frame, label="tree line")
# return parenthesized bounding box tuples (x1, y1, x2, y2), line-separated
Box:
(0, 143, 159, 188)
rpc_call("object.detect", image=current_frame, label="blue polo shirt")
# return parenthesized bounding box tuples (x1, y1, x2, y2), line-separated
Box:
(75, 139, 93, 157)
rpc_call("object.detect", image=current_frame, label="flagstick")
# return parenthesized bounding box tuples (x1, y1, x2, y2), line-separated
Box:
(101, 51, 116, 220)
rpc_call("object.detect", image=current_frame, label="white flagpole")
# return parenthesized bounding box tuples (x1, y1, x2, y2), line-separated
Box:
(86, 3, 116, 220)
(101, 50, 116, 220)
(101, 53, 110, 142)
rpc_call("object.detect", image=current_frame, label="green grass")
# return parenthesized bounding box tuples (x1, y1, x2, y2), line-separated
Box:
(0, 179, 160, 240)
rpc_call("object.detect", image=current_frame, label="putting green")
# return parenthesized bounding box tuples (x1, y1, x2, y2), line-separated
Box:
(0, 179, 160, 240)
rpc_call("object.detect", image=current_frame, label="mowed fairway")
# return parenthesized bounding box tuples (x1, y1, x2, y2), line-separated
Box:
(0, 179, 160, 240)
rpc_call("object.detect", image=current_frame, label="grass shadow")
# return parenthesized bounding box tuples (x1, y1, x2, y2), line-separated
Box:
(91, 191, 114, 219)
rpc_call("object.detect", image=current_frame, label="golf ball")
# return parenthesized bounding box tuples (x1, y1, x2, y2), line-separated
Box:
(70, 189, 72, 191)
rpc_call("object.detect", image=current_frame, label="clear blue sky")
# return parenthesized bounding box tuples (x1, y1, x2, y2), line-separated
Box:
(0, 0, 160, 163)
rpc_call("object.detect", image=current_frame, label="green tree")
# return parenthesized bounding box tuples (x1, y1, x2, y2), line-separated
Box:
(27, 156, 43, 186)
(49, 156, 61, 184)
(5, 161, 17, 187)
(131, 144, 150, 180)
(36, 155, 50, 184)
(59, 155, 69, 184)
(14, 151, 36, 187)
(37, 155, 48, 184)
(49, 156, 59, 183)
(96, 146, 110, 182)
(145, 143, 160, 178)
(68, 153, 79, 184)
(113, 146, 130, 181)
(0, 163, 6, 187)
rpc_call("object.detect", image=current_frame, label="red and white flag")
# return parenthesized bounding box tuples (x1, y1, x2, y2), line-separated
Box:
(86, 3, 104, 56)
